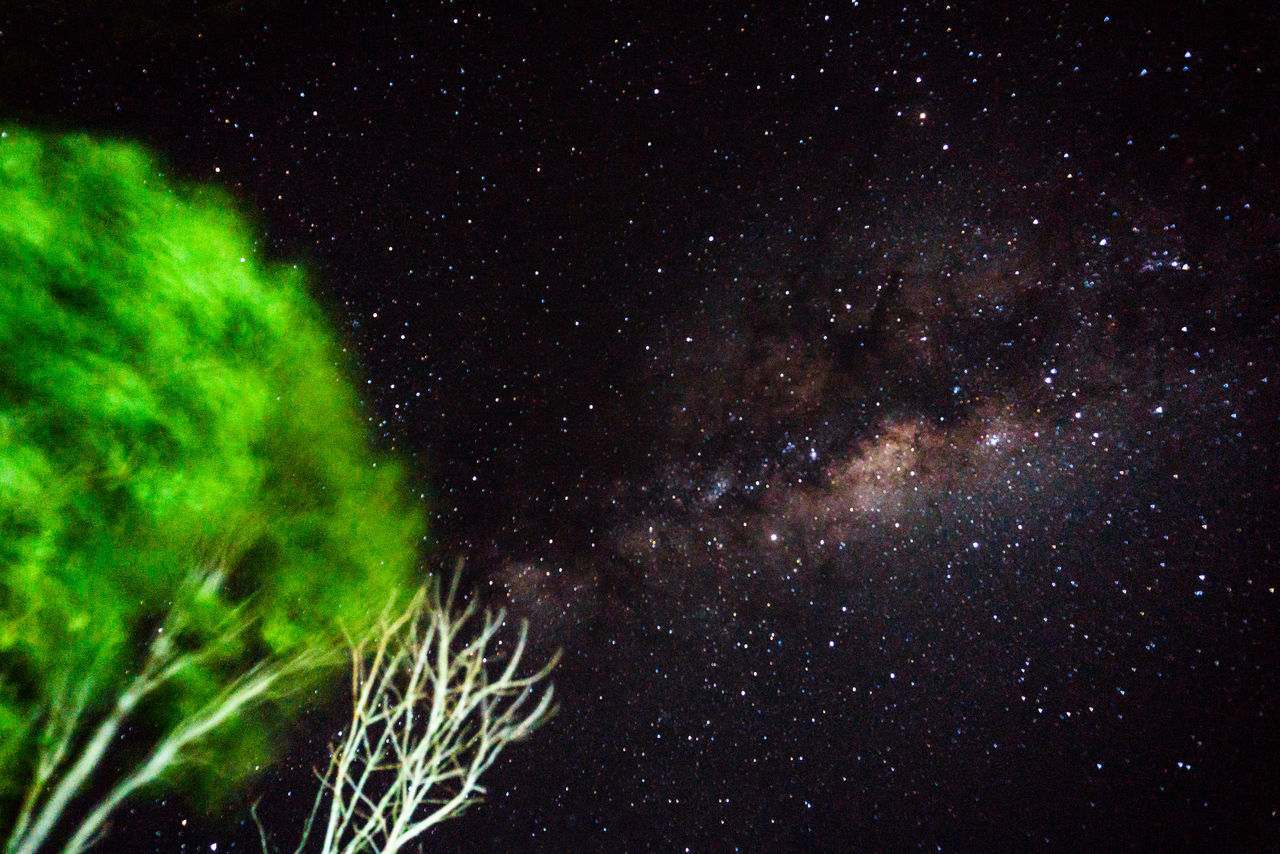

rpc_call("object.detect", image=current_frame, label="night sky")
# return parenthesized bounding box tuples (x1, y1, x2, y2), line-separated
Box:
(5, 1, 1280, 850)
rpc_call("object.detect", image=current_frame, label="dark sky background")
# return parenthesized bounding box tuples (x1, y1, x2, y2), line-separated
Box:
(4, 1, 1280, 850)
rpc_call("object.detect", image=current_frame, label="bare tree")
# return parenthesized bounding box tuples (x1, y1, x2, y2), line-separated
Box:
(257, 572, 558, 854)
(5, 567, 329, 854)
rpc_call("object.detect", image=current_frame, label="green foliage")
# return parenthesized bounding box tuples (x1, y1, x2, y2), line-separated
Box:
(0, 128, 426, 811)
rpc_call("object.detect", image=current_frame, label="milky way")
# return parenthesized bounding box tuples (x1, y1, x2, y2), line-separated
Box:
(462, 130, 1276, 849)
(489, 153, 1268, 630)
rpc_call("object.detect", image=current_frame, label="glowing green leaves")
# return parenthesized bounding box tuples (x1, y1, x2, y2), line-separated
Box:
(0, 128, 426, 812)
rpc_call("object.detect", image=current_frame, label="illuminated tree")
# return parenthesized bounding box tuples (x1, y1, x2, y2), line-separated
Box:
(256, 572, 558, 854)
(0, 128, 426, 848)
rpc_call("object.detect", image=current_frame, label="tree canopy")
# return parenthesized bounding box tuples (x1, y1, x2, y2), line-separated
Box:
(0, 127, 427, 813)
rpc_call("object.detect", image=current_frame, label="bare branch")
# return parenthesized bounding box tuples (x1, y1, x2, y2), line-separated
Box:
(285, 570, 557, 854)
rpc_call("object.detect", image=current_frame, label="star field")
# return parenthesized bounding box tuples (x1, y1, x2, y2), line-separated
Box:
(3, 1, 1277, 851)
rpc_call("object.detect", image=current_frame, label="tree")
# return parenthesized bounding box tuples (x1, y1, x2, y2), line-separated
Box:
(257, 571, 558, 854)
(0, 128, 427, 846)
